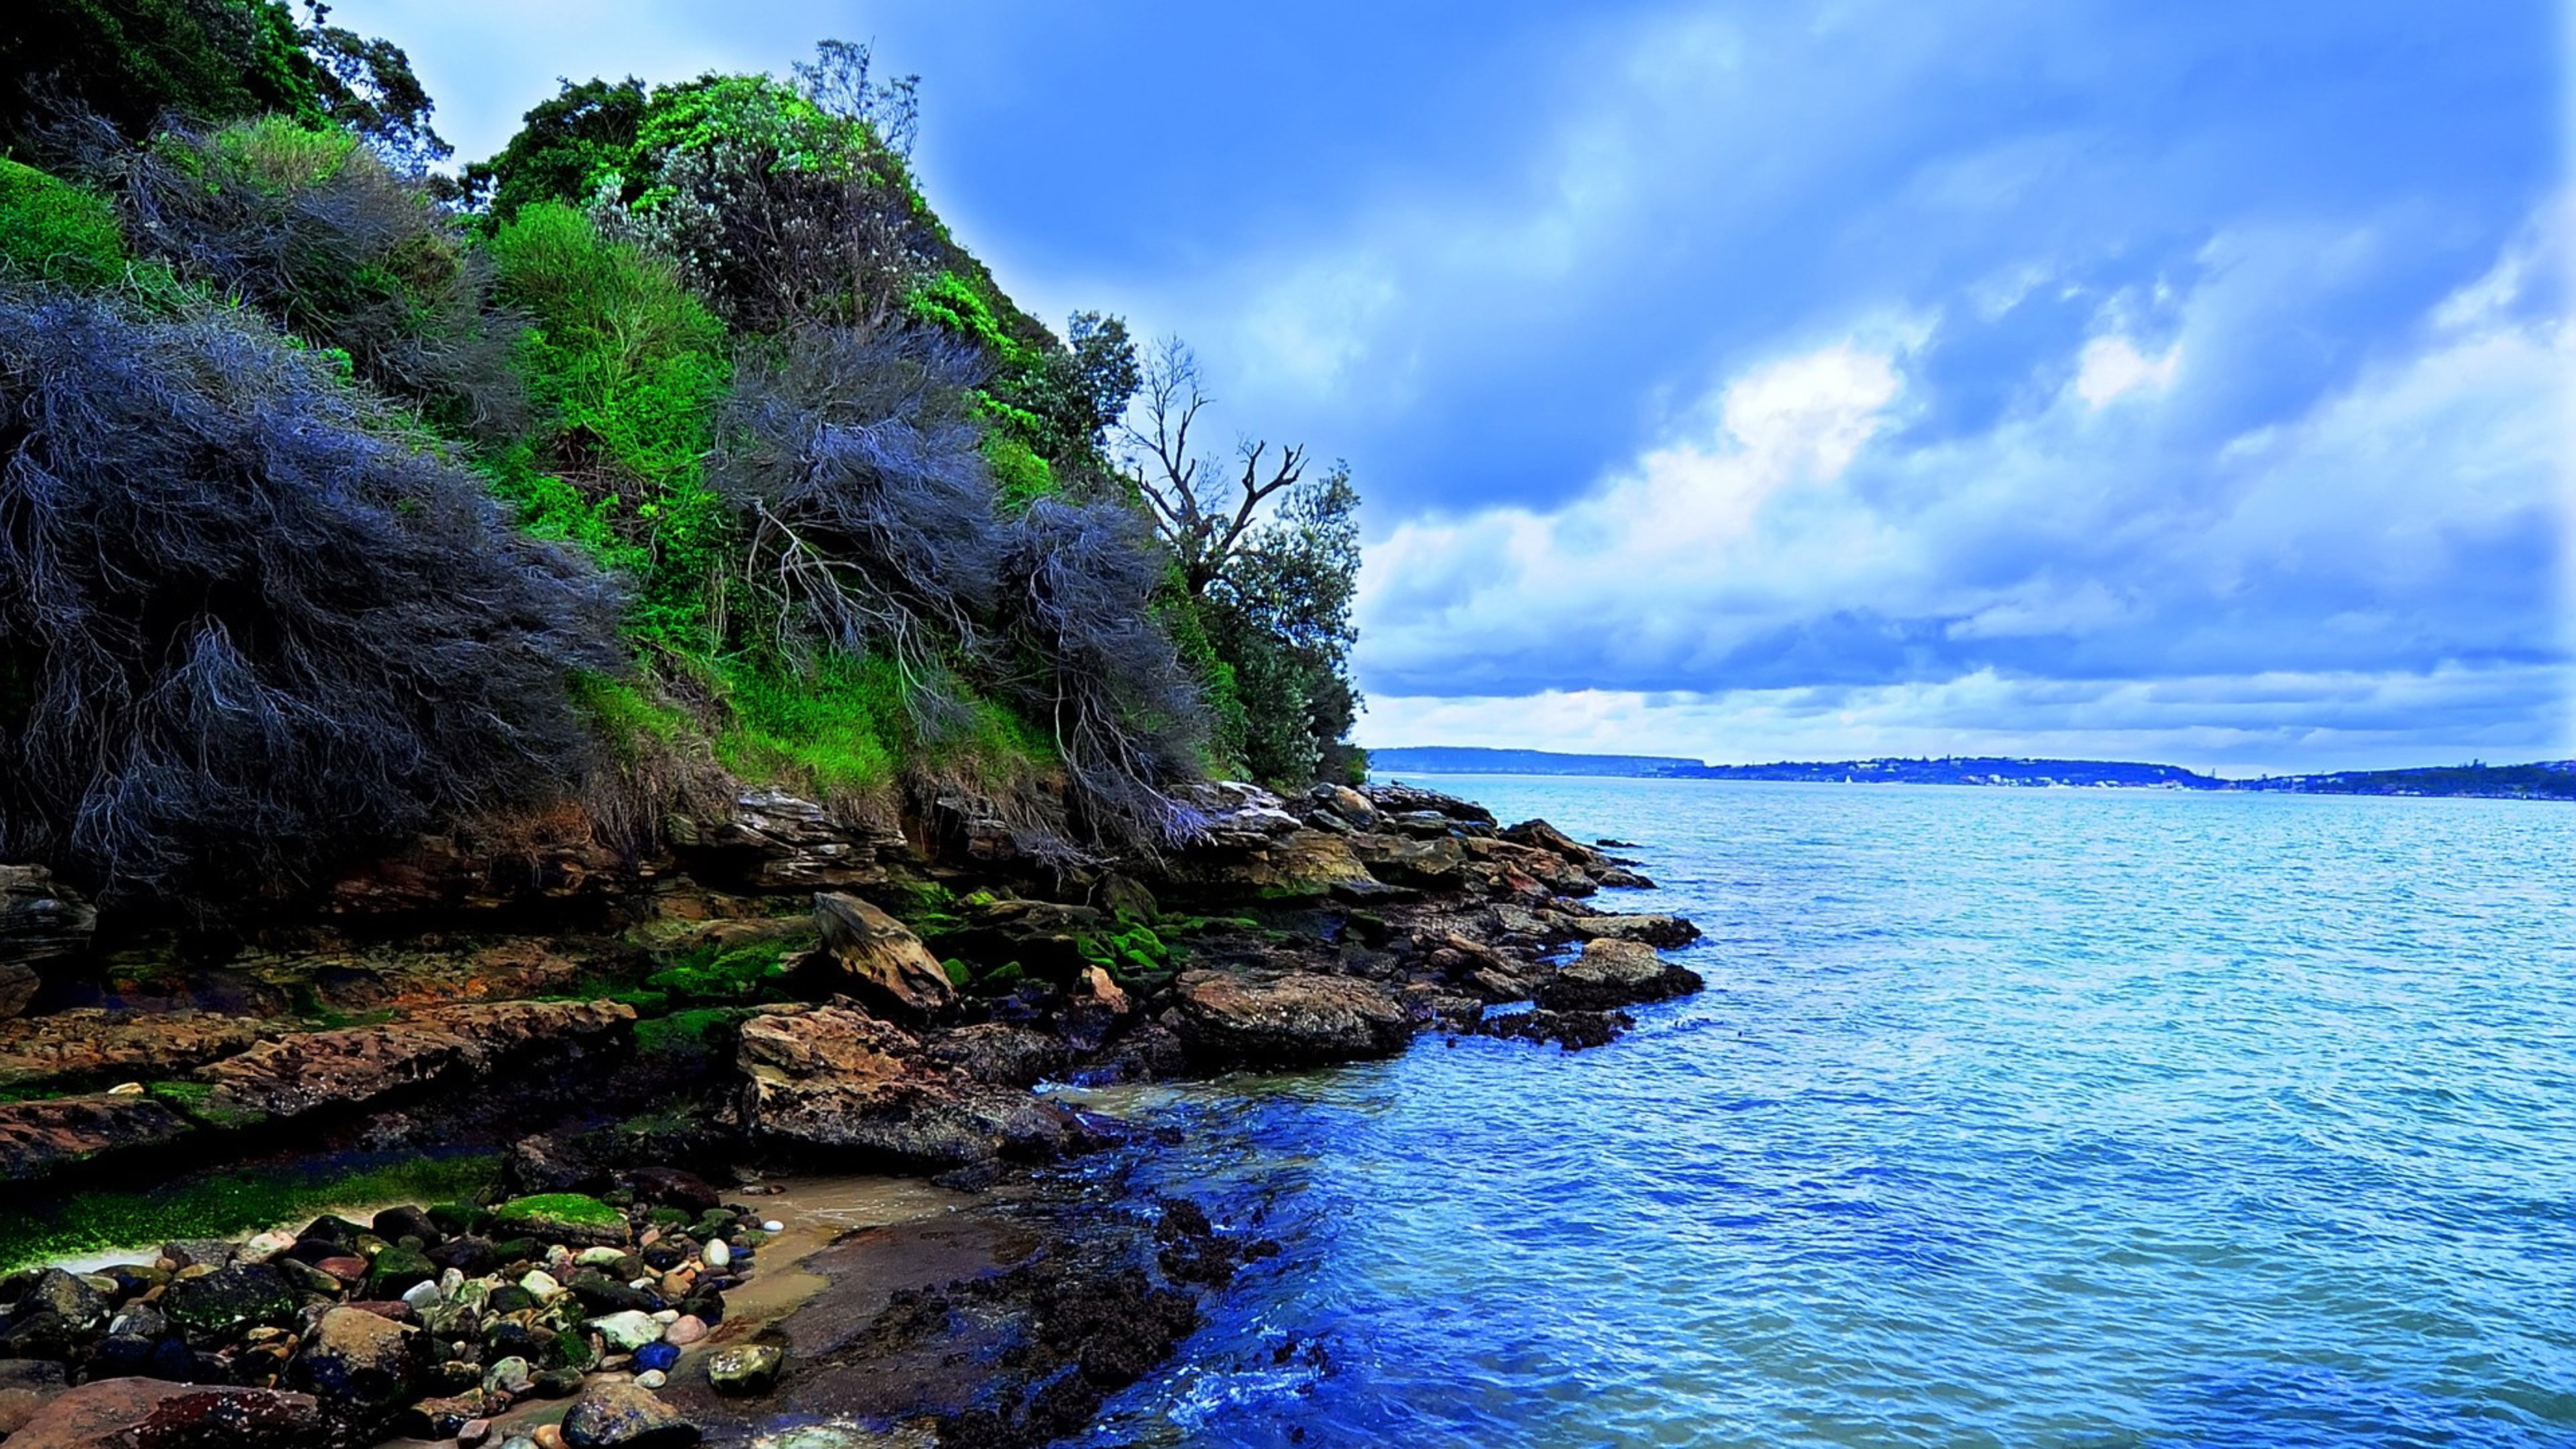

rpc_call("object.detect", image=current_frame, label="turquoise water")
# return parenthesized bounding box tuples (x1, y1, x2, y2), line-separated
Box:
(1079, 778, 2576, 1448)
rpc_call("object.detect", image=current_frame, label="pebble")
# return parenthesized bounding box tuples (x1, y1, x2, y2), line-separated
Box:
(651, 1308, 678, 1324)
(235, 1230, 297, 1264)
(633, 1340, 680, 1374)
(635, 1368, 667, 1389)
(519, 1270, 564, 1301)
(663, 1315, 707, 1346)
(106, 1081, 144, 1095)
(458, 1419, 492, 1447)
(701, 1238, 731, 1270)
(762, 1220, 784, 1234)
(532, 1427, 566, 1449)
(588, 1309, 661, 1351)
(657, 1270, 694, 1299)
(399, 1280, 441, 1313)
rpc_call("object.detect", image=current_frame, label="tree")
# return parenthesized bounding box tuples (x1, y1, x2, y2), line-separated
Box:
(1116, 337, 1363, 786)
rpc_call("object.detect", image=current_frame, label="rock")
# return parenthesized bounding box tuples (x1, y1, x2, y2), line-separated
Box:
(293, 1305, 419, 1407)
(1475, 1008, 1635, 1051)
(632, 1341, 679, 1374)
(704, 1343, 782, 1397)
(661, 1315, 706, 1346)
(614, 1167, 720, 1215)
(1537, 939, 1705, 1012)
(633, 1369, 667, 1390)
(0, 1010, 274, 1097)
(366, 1243, 437, 1299)
(399, 1390, 491, 1440)
(0, 1092, 194, 1181)
(1310, 784, 1381, 830)
(561, 1377, 700, 1448)
(491, 1193, 629, 1248)
(1171, 972, 1414, 1067)
(233, 1230, 297, 1265)
(482, 1355, 533, 1395)
(915, 897, 1104, 981)
(519, 1269, 565, 1301)
(666, 789, 902, 892)
(1350, 833, 1470, 888)
(3, 1379, 327, 1449)
(588, 1310, 662, 1352)
(926, 1022, 1068, 1089)
(700, 1238, 730, 1271)
(162, 1263, 297, 1344)
(21, 1269, 109, 1334)
(0, 865, 96, 988)
(1564, 913, 1702, 948)
(1361, 783, 1497, 827)
(197, 1000, 635, 1122)
(806, 894, 957, 1021)
(737, 1007, 1077, 1169)
(0, 1358, 66, 1437)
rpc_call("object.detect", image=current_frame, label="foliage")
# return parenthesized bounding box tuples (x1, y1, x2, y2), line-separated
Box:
(450, 76, 650, 220)
(486, 201, 731, 646)
(0, 1, 443, 167)
(0, 1151, 497, 1272)
(710, 650, 905, 799)
(111, 115, 527, 439)
(644, 938, 798, 1002)
(0, 289, 623, 909)
(0, 158, 123, 287)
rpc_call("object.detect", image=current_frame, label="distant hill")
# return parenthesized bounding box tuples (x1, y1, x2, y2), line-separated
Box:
(1369, 746, 1705, 776)
(1371, 747, 2576, 800)
(2234, 761, 2576, 800)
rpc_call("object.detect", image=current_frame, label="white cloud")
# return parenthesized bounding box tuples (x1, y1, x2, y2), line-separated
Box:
(2072, 335, 2182, 407)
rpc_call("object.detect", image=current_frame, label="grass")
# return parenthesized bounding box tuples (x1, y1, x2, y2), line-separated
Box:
(0, 158, 126, 288)
(493, 1191, 622, 1230)
(0, 1152, 499, 1272)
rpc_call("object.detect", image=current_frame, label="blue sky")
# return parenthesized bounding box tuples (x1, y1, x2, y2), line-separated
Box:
(343, 0, 2571, 773)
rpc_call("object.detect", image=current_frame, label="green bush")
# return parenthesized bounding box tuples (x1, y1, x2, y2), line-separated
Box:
(0, 159, 123, 286)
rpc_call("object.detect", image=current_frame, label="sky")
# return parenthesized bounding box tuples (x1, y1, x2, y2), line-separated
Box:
(337, 0, 2572, 773)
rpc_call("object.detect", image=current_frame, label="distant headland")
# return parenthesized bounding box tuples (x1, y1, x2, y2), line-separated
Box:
(1368, 747, 2576, 800)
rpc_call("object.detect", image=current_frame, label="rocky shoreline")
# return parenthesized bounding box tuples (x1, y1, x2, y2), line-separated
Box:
(0, 782, 1703, 1448)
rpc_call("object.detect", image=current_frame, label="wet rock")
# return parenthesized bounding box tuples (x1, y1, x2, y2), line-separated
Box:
(292, 1305, 419, 1408)
(398, 1390, 492, 1440)
(1565, 913, 1702, 948)
(561, 1377, 700, 1448)
(3, 1379, 326, 1449)
(0, 1010, 276, 1095)
(492, 1193, 628, 1248)
(1171, 971, 1413, 1067)
(1475, 1008, 1635, 1051)
(589, 1311, 662, 1352)
(1159, 818, 1380, 900)
(806, 894, 956, 1022)
(615, 1167, 722, 1215)
(163, 1263, 297, 1344)
(926, 1022, 1069, 1089)
(1537, 939, 1705, 1012)
(198, 999, 636, 1122)
(918, 898, 1105, 981)
(704, 1343, 782, 1397)
(21, 1269, 109, 1335)
(737, 1006, 1077, 1169)
(0, 1091, 194, 1181)
(662, 1316, 707, 1347)
(1362, 783, 1498, 827)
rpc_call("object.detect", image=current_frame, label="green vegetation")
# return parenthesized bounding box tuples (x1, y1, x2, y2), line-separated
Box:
(0, 19, 1366, 912)
(492, 1191, 623, 1232)
(0, 159, 124, 286)
(0, 1152, 498, 1272)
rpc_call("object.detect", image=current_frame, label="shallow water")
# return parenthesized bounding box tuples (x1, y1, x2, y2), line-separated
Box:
(1077, 778, 2576, 1448)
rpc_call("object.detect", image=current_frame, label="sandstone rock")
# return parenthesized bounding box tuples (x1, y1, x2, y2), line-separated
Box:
(1161, 828, 1379, 900)
(737, 1007, 1076, 1169)
(0, 1358, 67, 1438)
(1564, 914, 1703, 949)
(294, 1305, 419, 1407)
(3, 1379, 327, 1449)
(1350, 834, 1469, 888)
(667, 790, 900, 892)
(561, 1377, 700, 1448)
(198, 999, 635, 1122)
(808, 894, 955, 1021)
(704, 1343, 782, 1397)
(1537, 939, 1705, 1013)
(1171, 972, 1413, 1067)
(1362, 783, 1497, 828)
(0, 1092, 193, 1181)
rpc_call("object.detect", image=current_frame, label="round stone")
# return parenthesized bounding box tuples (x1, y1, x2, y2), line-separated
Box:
(663, 1315, 706, 1346)
(700, 1238, 730, 1271)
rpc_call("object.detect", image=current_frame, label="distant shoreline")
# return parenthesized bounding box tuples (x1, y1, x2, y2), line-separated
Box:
(1366, 747, 2576, 801)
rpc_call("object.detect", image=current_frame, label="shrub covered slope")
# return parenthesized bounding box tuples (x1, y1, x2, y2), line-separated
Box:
(0, 11, 1363, 914)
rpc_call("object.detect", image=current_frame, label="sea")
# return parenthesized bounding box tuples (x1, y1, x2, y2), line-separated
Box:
(1070, 776, 2576, 1448)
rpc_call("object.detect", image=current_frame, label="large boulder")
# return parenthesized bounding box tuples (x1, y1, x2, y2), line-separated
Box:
(1160, 828, 1380, 901)
(737, 1007, 1075, 1169)
(808, 894, 956, 1021)
(0, 1011, 274, 1095)
(2, 1381, 327, 1449)
(1537, 939, 1704, 1012)
(918, 898, 1106, 982)
(162, 1264, 297, 1345)
(0, 1093, 194, 1181)
(667, 790, 901, 892)
(290, 1306, 419, 1408)
(0, 866, 95, 1016)
(1350, 834, 1469, 888)
(1171, 972, 1414, 1067)
(197, 999, 634, 1122)
(1361, 783, 1497, 828)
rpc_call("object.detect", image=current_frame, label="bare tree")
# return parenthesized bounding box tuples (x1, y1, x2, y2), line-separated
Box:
(1118, 337, 1307, 598)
